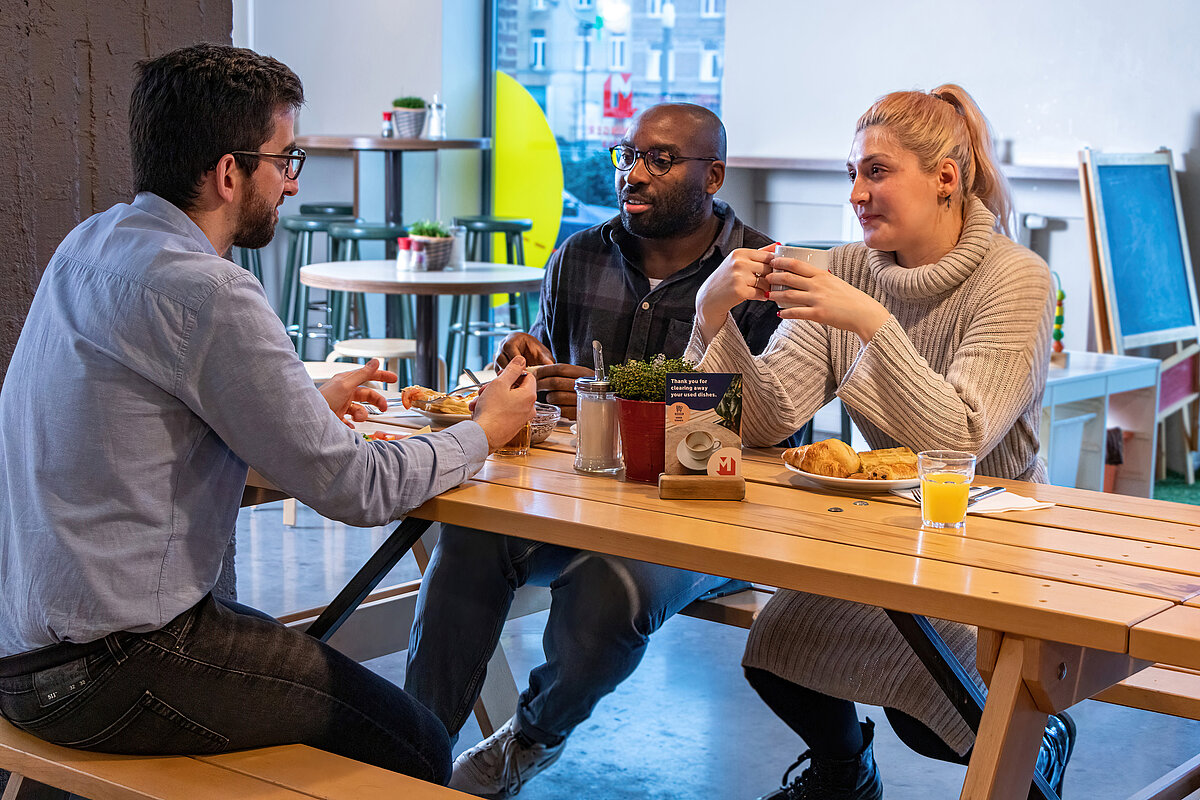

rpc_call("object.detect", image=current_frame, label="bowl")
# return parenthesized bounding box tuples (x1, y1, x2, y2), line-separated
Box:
(530, 402, 562, 444)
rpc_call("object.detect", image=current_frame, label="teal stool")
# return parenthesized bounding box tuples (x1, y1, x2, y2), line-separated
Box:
(300, 201, 355, 216)
(447, 216, 534, 378)
(280, 213, 357, 356)
(324, 221, 410, 344)
(233, 247, 263, 282)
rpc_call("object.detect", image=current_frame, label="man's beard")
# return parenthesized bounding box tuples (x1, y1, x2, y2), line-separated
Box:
(619, 180, 708, 239)
(232, 183, 278, 250)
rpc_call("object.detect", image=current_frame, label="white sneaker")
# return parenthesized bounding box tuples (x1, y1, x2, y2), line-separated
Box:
(448, 716, 566, 798)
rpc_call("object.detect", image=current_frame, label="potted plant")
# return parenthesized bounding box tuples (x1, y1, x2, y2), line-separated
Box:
(609, 356, 697, 483)
(391, 96, 427, 138)
(407, 219, 455, 270)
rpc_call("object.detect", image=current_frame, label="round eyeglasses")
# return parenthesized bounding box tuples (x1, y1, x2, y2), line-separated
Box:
(609, 145, 718, 177)
(230, 147, 307, 180)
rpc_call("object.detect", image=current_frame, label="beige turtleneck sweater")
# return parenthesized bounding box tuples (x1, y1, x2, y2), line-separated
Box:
(687, 198, 1054, 754)
(687, 198, 1053, 482)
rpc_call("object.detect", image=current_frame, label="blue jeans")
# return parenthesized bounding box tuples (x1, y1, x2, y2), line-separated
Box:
(405, 525, 728, 746)
(0, 594, 451, 783)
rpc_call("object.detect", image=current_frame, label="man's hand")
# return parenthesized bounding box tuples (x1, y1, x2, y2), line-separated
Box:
(495, 332, 553, 369)
(319, 359, 398, 428)
(472, 357, 537, 451)
(533, 363, 594, 421)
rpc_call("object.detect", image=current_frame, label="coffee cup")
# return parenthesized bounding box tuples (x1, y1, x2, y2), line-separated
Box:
(678, 430, 720, 470)
(771, 246, 830, 308)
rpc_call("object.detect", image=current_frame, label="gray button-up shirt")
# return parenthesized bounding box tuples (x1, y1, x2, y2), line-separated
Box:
(0, 193, 488, 655)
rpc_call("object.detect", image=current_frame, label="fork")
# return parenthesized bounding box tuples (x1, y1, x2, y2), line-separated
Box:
(910, 486, 1006, 506)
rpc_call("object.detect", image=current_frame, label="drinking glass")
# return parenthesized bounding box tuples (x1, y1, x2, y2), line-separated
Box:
(917, 450, 976, 529)
(494, 422, 532, 457)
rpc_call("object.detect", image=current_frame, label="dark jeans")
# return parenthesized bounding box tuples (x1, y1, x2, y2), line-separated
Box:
(406, 525, 728, 745)
(0, 594, 451, 783)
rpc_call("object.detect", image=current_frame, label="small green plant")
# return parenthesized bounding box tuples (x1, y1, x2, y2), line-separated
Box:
(609, 356, 697, 402)
(408, 219, 451, 238)
(393, 96, 427, 109)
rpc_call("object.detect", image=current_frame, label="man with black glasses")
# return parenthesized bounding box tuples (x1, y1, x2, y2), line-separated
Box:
(407, 102, 789, 797)
(0, 43, 534, 782)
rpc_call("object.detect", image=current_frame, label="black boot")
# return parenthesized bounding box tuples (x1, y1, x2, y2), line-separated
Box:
(757, 719, 884, 800)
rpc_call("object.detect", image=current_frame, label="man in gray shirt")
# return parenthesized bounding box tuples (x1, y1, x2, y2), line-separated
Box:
(0, 43, 533, 783)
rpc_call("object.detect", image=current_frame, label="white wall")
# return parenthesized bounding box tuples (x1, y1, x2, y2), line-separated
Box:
(232, 0, 486, 320)
(718, 0, 1200, 353)
(724, 0, 1200, 167)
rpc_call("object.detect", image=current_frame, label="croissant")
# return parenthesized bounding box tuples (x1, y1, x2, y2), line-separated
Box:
(799, 439, 861, 478)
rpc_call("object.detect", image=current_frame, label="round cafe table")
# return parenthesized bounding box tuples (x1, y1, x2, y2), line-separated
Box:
(300, 259, 544, 389)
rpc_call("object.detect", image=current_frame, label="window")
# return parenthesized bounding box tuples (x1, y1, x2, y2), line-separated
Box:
(647, 47, 674, 82)
(700, 0, 721, 17)
(531, 0, 547, 9)
(609, 35, 628, 71)
(575, 34, 591, 71)
(647, 0, 663, 17)
(700, 46, 720, 82)
(530, 30, 546, 70)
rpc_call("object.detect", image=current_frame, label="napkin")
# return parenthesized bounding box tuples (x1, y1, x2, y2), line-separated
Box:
(890, 486, 1055, 513)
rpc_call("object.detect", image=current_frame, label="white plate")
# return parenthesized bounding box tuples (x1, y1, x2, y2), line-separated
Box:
(413, 408, 472, 425)
(783, 461, 918, 492)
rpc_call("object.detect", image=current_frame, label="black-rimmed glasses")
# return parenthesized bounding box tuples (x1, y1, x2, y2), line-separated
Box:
(230, 147, 307, 180)
(609, 145, 718, 177)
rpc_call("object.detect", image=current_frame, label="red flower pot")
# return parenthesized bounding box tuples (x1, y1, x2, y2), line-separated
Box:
(617, 398, 665, 483)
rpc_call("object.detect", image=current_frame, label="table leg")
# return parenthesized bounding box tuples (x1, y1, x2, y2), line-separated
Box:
(413, 294, 440, 390)
(304, 516, 433, 641)
(384, 150, 403, 260)
(886, 611, 1060, 799)
(961, 634, 1050, 799)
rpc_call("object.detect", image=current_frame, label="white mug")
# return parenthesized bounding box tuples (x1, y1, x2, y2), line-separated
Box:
(684, 430, 719, 458)
(771, 245, 830, 308)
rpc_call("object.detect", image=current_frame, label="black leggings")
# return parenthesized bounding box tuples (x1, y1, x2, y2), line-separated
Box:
(745, 667, 970, 765)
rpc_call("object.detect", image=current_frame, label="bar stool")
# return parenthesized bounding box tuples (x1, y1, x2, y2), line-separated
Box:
(300, 201, 354, 216)
(325, 221, 410, 341)
(233, 247, 263, 282)
(280, 214, 357, 355)
(447, 216, 534, 378)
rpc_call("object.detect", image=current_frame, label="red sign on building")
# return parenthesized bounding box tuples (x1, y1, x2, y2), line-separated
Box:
(603, 73, 636, 119)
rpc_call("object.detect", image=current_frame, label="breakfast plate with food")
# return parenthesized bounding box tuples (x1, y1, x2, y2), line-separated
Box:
(781, 439, 919, 491)
(398, 384, 477, 424)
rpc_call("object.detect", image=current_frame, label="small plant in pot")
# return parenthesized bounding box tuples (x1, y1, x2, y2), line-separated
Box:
(407, 219, 455, 270)
(391, 96, 427, 138)
(609, 356, 697, 483)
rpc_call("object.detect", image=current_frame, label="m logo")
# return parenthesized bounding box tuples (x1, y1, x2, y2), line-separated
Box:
(603, 73, 636, 119)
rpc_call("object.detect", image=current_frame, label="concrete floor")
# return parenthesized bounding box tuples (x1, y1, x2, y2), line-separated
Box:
(238, 500, 1200, 799)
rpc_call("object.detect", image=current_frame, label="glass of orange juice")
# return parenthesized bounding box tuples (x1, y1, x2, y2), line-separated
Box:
(917, 450, 976, 529)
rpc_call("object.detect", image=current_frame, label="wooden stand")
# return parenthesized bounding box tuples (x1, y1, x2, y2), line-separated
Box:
(658, 474, 746, 500)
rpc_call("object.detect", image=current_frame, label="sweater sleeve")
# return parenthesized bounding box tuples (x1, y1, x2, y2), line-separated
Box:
(837, 253, 1053, 458)
(689, 313, 838, 447)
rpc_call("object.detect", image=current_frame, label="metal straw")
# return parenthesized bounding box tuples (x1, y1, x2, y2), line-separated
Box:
(592, 340, 606, 381)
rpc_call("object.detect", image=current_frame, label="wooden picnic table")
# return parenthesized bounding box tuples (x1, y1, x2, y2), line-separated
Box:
(254, 414, 1200, 799)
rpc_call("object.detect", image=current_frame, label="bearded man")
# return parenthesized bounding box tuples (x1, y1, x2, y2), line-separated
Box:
(405, 102, 788, 798)
(0, 44, 536, 782)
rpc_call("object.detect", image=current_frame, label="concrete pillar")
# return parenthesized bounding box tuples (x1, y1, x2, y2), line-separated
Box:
(0, 1, 233, 384)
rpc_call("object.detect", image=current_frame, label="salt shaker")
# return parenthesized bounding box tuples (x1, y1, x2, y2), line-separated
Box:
(395, 237, 412, 270)
(381, 111, 394, 138)
(574, 377, 622, 475)
(426, 93, 446, 139)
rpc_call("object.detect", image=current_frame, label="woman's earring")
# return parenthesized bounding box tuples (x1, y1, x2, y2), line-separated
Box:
(943, 194, 952, 209)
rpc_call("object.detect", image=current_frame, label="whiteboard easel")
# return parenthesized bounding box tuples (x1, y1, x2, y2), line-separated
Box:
(1081, 148, 1200, 482)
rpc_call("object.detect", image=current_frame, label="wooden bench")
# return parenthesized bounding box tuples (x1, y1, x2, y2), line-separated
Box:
(0, 716, 470, 800)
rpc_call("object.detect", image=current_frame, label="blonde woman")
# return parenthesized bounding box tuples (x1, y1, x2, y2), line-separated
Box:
(689, 85, 1072, 799)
